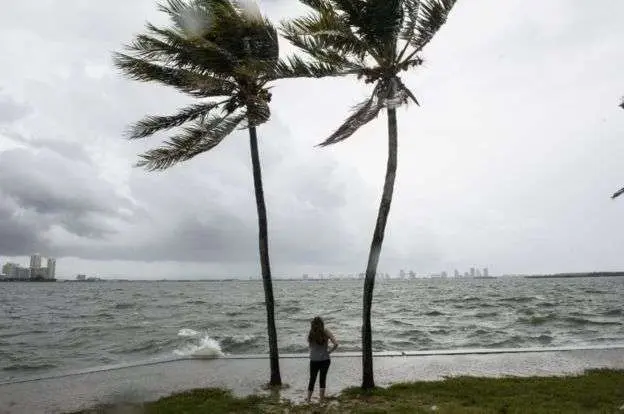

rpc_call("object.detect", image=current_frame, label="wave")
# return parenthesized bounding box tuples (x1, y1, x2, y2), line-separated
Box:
(114, 303, 135, 310)
(173, 328, 224, 358)
(518, 315, 554, 325)
(220, 335, 258, 352)
(563, 317, 621, 326)
(425, 310, 444, 316)
(279, 306, 302, 313)
(3, 362, 58, 372)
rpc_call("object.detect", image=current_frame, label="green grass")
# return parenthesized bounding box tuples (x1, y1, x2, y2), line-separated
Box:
(72, 369, 624, 414)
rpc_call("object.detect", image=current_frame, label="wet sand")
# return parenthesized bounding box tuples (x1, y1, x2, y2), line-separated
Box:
(1, 347, 623, 414)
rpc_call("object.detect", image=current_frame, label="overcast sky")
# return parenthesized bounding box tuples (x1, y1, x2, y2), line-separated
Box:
(0, 0, 623, 279)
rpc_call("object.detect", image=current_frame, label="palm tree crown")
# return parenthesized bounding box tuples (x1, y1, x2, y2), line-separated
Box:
(113, 0, 279, 170)
(281, 0, 457, 145)
(114, 0, 285, 386)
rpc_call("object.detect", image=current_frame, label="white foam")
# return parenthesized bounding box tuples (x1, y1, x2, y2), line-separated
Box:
(174, 329, 224, 359)
(178, 328, 200, 338)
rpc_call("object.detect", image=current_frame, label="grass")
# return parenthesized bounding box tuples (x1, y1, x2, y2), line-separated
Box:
(72, 369, 624, 414)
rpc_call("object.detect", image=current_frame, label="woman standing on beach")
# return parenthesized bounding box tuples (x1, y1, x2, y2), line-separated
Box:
(307, 316, 338, 403)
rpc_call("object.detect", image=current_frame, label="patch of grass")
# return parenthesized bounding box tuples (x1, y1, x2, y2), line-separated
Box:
(71, 369, 624, 414)
(339, 369, 624, 414)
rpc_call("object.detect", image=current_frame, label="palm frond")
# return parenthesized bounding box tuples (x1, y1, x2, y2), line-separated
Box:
(318, 84, 385, 146)
(302, 0, 333, 11)
(137, 24, 237, 74)
(281, 22, 363, 70)
(612, 186, 624, 199)
(403, 0, 457, 52)
(281, 11, 369, 61)
(136, 112, 246, 171)
(113, 53, 237, 97)
(127, 101, 227, 140)
(273, 55, 346, 78)
(394, 76, 419, 105)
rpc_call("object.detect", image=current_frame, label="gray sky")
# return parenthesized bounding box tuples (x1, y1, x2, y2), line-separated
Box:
(0, 0, 623, 279)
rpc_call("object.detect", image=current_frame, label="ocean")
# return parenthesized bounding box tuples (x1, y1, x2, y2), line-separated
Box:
(1, 277, 623, 382)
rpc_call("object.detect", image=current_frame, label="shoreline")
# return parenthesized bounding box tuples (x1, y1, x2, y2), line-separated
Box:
(2, 347, 623, 413)
(70, 369, 624, 413)
(4, 344, 624, 386)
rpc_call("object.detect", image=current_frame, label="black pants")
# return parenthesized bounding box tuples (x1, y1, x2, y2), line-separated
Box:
(308, 359, 331, 391)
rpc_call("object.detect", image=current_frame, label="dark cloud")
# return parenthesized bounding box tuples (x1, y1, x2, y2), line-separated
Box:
(0, 145, 134, 254)
(0, 198, 48, 255)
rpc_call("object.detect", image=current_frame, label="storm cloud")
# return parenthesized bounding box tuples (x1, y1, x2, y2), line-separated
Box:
(0, 0, 623, 279)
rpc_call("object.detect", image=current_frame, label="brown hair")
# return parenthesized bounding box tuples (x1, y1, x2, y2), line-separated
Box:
(308, 316, 328, 345)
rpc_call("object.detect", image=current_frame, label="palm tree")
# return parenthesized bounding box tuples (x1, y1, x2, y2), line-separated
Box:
(280, 0, 458, 389)
(113, 0, 285, 385)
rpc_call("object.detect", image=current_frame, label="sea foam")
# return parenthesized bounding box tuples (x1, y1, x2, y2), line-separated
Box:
(174, 328, 224, 358)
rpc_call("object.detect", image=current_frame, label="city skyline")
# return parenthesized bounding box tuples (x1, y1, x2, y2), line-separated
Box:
(1, 253, 57, 280)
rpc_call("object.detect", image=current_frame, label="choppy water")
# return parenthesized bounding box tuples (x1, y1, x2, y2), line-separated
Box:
(1, 277, 623, 381)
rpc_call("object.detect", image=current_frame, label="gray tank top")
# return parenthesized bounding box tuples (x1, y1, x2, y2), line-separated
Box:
(309, 340, 330, 361)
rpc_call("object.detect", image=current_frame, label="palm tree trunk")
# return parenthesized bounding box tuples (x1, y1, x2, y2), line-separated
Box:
(248, 125, 281, 386)
(361, 105, 398, 390)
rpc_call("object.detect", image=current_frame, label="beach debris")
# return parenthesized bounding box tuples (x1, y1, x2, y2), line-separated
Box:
(430, 405, 438, 411)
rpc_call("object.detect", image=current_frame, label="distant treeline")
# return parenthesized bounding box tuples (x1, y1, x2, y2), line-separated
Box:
(525, 272, 624, 279)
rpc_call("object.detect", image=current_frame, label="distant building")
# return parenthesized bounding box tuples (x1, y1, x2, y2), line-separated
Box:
(47, 258, 56, 279)
(483, 268, 489, 277)
(30, 254, 42, 270)
(476, 268, 482, 277)
(76, 274, 86, 281)
(16, 267, 30, 280)
(470, 267, 476, 278)
(454, 269, 460, 278)
(3, 263, 18, 279)
(464, 271, 470, 277)
(31, 267, 48, 279)
(399, 269, 406, 279)
(2, 263, 30, 280)
(441, 271, 448, 278)
(302, 274, 309, 280)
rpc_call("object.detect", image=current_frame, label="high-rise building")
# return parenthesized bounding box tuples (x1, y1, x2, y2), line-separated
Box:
(470, 267, 476, 278)
(483, 267, 489, 277)
(16, 267, 30, 280)
(30, 254, 42, 269)
(47, 258, 56, 279)
(399, 269, 406, 279)
(408, 270, 416, 279)
(454, 269, 460, 278)
(441, 271, 448, 278)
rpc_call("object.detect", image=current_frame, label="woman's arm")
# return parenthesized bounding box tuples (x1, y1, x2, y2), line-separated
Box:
(326, 329, 338, 353)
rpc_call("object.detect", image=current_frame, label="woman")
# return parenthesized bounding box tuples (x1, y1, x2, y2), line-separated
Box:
(307, 316, 338, 403)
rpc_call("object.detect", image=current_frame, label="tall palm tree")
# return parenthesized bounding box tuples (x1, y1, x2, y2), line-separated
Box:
(613, 97, 624, 199)
(113, 0, 285, 385)
(280, 0, 458, 389)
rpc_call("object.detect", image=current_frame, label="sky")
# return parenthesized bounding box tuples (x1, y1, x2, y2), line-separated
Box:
(0, 0, 623, 279)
